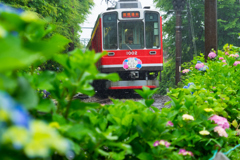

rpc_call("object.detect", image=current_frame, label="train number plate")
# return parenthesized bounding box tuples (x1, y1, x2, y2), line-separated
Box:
(126, 51, 137, 55)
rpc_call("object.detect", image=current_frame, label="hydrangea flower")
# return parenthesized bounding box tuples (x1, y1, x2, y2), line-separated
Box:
(225, 52, 229, 55)
(20, 11, 39, 22)
(179, 149, 194, 156)
(153, 140, 160, 147)
(199, 130, 210, 135)
(214, 126, 228, 137)
(0, 91, 31, 128)
(0, 3, 24, 15)
(49, 122, 60, 129)
(166, 121, 174, 127)
(222, 60, 226, 63)
(183, 86, 189, 89)
(188, 82, 194, 87)
(233, 61, 240, 66)
(195, 63, 204, 70)
(229, 54, 239, 58)
(219, 57, 224, 60)
(42, 90, 51, 99)
(182, 69, 190, 73)
(2, 120, 70, 158)
(182, 114, 194, 121)
(209, 115, 229, 129)
(198, 65, 209, 71)
(208, 52, 217, 59)
(153, 140, 170, 148)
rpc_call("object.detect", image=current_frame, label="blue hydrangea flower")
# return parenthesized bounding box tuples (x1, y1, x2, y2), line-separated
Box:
(197, 61, 202, 63)
(198, 65, 209, 71)
(0, 91, 15, 111)
(0, 91, 31, 128)
(11, 105, 30, 128)
(0, 3, 24, 15)
(183, 86, 189, 89)
(188, 82, 194, 87)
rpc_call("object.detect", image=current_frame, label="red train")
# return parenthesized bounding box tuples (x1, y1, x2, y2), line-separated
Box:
(87, 0, 163, 93)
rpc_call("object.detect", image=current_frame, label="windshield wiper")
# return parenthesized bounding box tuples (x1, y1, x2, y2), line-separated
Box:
(125, 43, 133, 52)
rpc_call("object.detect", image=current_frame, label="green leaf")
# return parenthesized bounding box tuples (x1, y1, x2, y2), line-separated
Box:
(99, 117, 108, 131)
(14, 77, 38, 109)
(0, 36, 41, 72)
(52, 113, 67, 125)
(36, 98, 56, 113)
(232, 120, 238, 128)
(145, 99, 155, 107)
(137, 152, 154, 160)
(95, 73, 120, 81)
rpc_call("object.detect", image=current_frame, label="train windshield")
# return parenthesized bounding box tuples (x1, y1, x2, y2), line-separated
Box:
(145, 12, 160, 49)
(118, 21, 144, 49)
(103, 13, 118, 50)
(102, 12, 160, 50)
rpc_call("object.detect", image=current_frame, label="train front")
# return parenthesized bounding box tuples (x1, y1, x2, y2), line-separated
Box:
(98, 0, 163, 90)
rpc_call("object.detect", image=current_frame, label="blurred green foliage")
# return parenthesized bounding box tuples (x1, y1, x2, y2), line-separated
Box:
(0, 0, 94, 49)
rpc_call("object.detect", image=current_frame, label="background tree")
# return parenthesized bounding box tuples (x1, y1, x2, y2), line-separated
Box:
(0, 0, 94, 50)
(154, 0, 240, 94)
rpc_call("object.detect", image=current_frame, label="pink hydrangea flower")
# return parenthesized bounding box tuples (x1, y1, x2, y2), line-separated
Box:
(179, 149, 194, 156)
(225, 52, 229, 55)
(208, 52, 217, 59)
(229, 54, 238, 58)
(153, 141, 160, 147)
(222, 60, 226, 63)
(166, 121, 174, 127)
(209, 115, 229, 129)
(159, 140, 171, 148)
(195, 63, 204, 69)
(153, 140, 171, 148)
(219, 57, 224, 60)
(214, 126, 228, 137)
(182, 69, 190, 73)
(233, 61, 240, 66)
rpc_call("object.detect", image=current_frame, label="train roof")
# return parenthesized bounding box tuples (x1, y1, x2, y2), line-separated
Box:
(98, 0, 159, 15)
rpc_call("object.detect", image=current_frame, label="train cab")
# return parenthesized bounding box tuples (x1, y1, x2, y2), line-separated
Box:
(88, 0, 163, 92)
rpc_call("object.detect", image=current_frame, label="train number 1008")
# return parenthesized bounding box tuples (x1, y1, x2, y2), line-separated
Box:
(126, 51, 137, 55)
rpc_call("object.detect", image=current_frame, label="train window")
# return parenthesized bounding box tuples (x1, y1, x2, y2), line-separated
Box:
(103, 13, 118, 50)
(118, 21, 144, 49)
(145, 12, 160, 49)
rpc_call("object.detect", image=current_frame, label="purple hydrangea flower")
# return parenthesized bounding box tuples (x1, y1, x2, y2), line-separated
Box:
(43, 90, 51, 99)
